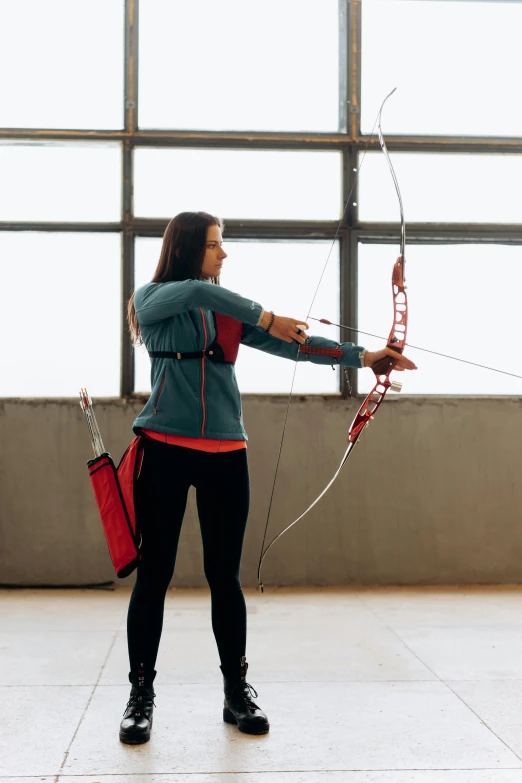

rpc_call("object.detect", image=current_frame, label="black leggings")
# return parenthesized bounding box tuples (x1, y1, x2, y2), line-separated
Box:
(127, 437, 250, 677)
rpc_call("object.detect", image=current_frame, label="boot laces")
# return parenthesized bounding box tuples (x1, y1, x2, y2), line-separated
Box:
(123, 685, 156, 716)
(233, 680, 259, 712)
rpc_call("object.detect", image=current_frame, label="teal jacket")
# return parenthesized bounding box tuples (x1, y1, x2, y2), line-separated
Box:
(132, 279, 365, 440)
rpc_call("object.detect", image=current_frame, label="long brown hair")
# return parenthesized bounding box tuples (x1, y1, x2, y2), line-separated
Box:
(127, 211, 223, 347)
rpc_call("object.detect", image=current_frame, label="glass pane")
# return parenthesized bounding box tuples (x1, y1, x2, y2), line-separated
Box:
(361, 0, 522, 137)
(139, 0, 338, 132)
(134, 148, 342, 220)
(0, 232, 121, 397)
(358, 243, 522, 395)
(0, 142, 121, 221)
(358, 152, 522, 224)
(0, 0, 124, 130)
(135, 238, 340, 394)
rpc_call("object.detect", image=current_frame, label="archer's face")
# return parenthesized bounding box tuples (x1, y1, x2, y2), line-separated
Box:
(200, 225, 227, 280)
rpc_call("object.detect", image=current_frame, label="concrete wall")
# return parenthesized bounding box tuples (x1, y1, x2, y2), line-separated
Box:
(2, 395, 522, 587)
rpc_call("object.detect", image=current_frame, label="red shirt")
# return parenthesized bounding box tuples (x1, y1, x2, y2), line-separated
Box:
(142, 429, 246, 453)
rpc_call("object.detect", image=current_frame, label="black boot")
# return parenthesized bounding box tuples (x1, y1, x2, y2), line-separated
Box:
(220, 657, 269, 735)
(119, 664, 157, 745)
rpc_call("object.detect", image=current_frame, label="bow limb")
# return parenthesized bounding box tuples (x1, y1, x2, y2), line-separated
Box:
(378, 88, 406, 263)
(257, 440, 356, 589)
(256, 349, 399, 591)
(348, 90, 408, 443)
(366, 90, 407, 388)
(256, 371, 387, 590)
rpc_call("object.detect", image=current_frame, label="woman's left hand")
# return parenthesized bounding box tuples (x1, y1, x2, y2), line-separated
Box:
(363, 347, 417, 371)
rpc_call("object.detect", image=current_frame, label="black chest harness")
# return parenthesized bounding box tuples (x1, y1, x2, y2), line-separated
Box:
(148, 340, 227, 364)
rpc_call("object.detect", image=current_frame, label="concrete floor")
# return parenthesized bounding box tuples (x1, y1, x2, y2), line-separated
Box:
(4, 588, 522, 782)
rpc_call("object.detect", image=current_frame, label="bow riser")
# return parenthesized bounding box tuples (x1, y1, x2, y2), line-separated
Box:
(372, 255, 407, 373)
(390, 256, 407, 348)
(347, 255, 408, 444)
(347, 378, 391, 443)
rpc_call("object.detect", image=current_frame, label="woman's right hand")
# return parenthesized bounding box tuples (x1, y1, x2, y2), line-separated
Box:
(260, 312, 309, 344)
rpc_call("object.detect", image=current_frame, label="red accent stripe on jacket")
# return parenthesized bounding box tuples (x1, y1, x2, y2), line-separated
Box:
(299, 346, 343, 357)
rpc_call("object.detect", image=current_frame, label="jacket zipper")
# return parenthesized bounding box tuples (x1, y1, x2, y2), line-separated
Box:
(199, 308, 208, 435)
(153, 368, 166, 415)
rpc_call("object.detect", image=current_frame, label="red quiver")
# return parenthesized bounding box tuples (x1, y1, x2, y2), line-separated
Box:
(87, 435, 144, 578)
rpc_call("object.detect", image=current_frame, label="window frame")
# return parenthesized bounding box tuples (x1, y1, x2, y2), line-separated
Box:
(0, 0, 520, 398)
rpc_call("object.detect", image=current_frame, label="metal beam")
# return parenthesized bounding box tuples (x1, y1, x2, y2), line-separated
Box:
(358, 136, 522, 154)
(121, 0, 139, 397)
(2, 127, 522, 154)
(339, 0, 349, 134)
(348, 0, 361, 140)
(132, 131, 353, 148)
(2, 220, 520, 245)
(339, 231, 357, 398)
(0, 222, 122, 232)
(131, 218, 349, 240)
(124, 0, 138, 135)
(0, 129, 128, 141)
(341, 1, 361, 397)
(345, 230, 360, 396)
(357, 223, 522, 244)
(121, 227, 135, 397)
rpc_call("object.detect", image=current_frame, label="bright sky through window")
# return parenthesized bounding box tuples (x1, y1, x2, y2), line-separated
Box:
(138, 0, 339, 132)
(361, 0, 522, 137)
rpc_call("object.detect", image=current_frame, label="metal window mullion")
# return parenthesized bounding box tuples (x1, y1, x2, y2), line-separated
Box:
(344, 143, 358, 228)
(339, 231, 351, 398)
(0, 222, 122, 232)
(124, 0, 139, 133)
(354, 137, 522, 154)
(339, 143, 352, 397)
(340, 230, 358, 398)
(339, 0, 349, 134)
(1, 128, 521, 152)
(131, 218, 345, 239)
(121, 219, 135, 397)
(346, 0, 362, 140)
(357, 223, 522, 244)
(340, 0, 360, 395)
(121, 0, 139, 397)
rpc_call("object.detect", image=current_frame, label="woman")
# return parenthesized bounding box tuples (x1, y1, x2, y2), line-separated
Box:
(120, 211, 416, 744)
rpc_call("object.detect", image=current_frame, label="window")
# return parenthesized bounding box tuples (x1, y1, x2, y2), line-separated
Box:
(2, 1, 519, 399)
(0, 232, 121, 397)
(361, 0, 522, 137)
(0, 0, 124, 130)
(0, 142, 121, 222)
(139, 0, 339, 132)
(134, 148, 342, 221)
(358, 152, 522, 225)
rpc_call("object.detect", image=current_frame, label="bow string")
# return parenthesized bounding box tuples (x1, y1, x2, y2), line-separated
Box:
(257, 88, 406, 591)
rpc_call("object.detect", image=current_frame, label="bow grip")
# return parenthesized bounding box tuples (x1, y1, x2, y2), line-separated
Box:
(371, 354, 397, 376)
